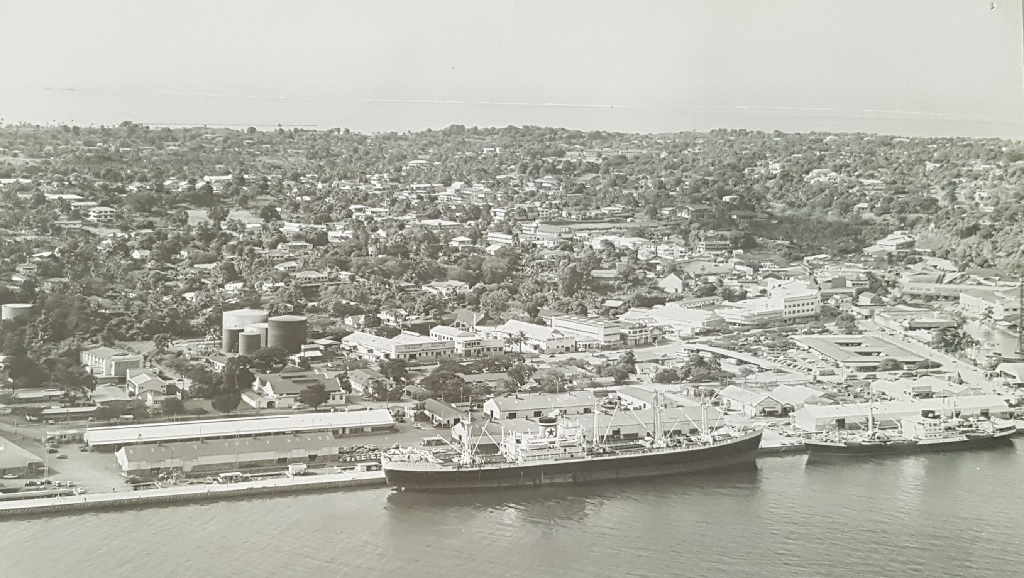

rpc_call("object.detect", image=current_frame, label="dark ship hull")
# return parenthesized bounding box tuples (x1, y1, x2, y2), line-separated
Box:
(804, 430, 1014, 456)
(383, 431, 762, 492)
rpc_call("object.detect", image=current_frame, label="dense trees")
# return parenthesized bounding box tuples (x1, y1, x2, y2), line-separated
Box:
(298, 383, 330, 409)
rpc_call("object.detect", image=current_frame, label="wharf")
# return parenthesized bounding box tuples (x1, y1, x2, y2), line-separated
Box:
(758, 440, 807, 455)
(758, 430, 809, 455)
(0, 470, 386, 520)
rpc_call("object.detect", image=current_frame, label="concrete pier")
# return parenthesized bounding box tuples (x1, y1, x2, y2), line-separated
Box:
(0, 470, 386, 520)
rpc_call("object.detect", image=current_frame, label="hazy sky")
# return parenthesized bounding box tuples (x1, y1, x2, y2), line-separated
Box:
(0, 0, 1020, 136)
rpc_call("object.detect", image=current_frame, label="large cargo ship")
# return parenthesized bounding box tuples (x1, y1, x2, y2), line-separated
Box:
(382, 397, 762, 492)
(805, 409, 1017, 456)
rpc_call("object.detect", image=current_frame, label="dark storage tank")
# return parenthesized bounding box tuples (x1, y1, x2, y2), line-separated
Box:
(267, 315, 307, 353)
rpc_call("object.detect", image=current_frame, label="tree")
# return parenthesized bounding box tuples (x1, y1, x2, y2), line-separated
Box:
(379, 358, 410, 384)
(222, 358, 256, 393)
(259, 205, 280, 222)
(877, 358, 902, 372)
(653, 368, 680, 383)
(834, 313, 859, 334)
(247, 347, 288, 373)
(506, 363, 537, 387)
(420, 371, 469, 401)
(367, 378, 404, 402)
(618, 350, 637, 374)
(931, 328, 978, 355)
(161, 397, 186, 416)
(504, 331, 528, 353)
(298, 383, 331, 409)
(212, 392, 241, 414)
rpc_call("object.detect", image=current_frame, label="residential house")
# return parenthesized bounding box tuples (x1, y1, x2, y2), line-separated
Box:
(243, 368, 345, 409)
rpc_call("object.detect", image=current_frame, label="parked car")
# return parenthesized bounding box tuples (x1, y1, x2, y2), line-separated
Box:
(47, 447, 59, 454)
(56, 454, 69, 460)
(2, 473, 18, 480)
(290, 403, 309, 410)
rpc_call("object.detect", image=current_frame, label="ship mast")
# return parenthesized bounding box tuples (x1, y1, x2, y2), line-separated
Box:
(652, 390, 661, 442)
(867, 380, 875, 435)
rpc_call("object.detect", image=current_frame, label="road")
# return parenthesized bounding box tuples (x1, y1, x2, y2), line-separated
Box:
(858, 319, 991, 390)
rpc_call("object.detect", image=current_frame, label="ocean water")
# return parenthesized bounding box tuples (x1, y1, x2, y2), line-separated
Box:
(1, 443, 1021, 578)
(2, 86, 1023, 138)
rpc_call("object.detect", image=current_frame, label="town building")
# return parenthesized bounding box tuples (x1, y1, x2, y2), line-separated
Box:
(482, 391, 598, 420)
(792, 335, 926, 372)
(421, 399, 463, 428)
(550, 315, 620, 349)
(348, 368, 388, 395)
(428, 326, 506, 358)
(341, 331, 456, 362)
(488, 320, 576, 353)
(80, 346, 144, 380)
(620, 305, 725, 337)
(421, 280, 471, 298)
(718, 386, 786, 417)
(959, 287, 1021, 321)
(243, 368, 346, 409)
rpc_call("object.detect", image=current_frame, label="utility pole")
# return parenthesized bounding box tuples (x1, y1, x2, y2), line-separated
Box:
(1017, 278, 1024, 356)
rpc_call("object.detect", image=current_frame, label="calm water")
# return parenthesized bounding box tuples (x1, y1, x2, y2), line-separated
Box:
(4, 86, 1024, 138)
(2, 443, 1022, 578)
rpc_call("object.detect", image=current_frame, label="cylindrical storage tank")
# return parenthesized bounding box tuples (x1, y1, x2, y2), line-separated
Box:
(245, 323, 269, 347)
(1, 303, 34, 322)
(267, 315, 307, 353)
(222, 308, 269, 331)
(238, 331, 263, 355)
(222, 326, 243, 354)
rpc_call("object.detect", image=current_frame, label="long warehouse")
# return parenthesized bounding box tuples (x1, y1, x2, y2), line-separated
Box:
(84, 410, 395, 451)
(793, 394, 1011, 432)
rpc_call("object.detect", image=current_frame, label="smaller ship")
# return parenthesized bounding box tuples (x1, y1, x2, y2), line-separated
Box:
(806, 395, 1016, 456)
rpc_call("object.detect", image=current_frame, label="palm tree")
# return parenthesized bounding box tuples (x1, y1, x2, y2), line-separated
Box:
(504, 333, 522, 353)
(515, 330, 528, 353)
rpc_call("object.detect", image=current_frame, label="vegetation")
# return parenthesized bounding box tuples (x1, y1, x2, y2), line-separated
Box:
(297, 383, 330, 409)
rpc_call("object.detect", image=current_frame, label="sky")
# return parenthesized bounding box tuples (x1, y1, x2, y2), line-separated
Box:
(0, 0, 1021, 137)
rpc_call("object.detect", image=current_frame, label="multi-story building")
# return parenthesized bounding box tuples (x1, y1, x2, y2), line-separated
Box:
(486, 231, 516, 246)
(765, 279, 821, 321)
(81, 346, 144, 379)
(341, 331, 456, 362)
(87, 206, 118, 222)
(550, 315, 621, 349)
(429, 326, 506, 358)
(619, 322, 652, 346)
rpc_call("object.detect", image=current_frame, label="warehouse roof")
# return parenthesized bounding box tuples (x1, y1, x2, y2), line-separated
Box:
(85, 409, 394, 447)
(117, 432, 343, 465)
(487, 391, 598, 413)
(794, 394, 1009, 421)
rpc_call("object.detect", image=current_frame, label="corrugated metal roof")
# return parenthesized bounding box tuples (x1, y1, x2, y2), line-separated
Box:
(85, 410, 394, 446)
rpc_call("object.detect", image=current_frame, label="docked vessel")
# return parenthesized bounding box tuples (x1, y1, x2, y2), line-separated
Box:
(805, 406, 1017, 457)
(382, 394, 762, 492)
